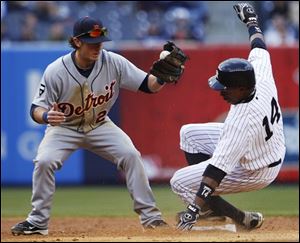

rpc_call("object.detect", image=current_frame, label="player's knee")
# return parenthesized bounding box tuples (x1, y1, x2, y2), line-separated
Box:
(180, 125, 192, 150)
(34, 157, 63, 171)
(180, 124, 201, 148)
(117, 148, 141, 169)
(179, 124, 189, 141)
(170, 171, 183, 194)
(124, 148, 141, 161)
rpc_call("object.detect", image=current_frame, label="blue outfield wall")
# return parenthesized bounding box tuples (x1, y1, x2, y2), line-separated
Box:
(1, 46, 120, 185)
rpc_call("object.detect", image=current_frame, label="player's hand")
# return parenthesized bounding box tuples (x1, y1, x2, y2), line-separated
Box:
(233, 3, 258, 26)
(176, 204, 200, 231)
(150, 41, 188, 84)
(47, 102, 66, 126)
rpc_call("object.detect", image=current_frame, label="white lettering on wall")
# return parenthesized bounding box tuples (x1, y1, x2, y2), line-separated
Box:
(17, 131, 42, 161)
(1, 131, 7, 160)
(26, 70, 42, 128)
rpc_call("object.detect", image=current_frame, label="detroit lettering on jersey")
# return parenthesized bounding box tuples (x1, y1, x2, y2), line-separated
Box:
(58, 80, 116, 119)
(32, 49, 147, 133)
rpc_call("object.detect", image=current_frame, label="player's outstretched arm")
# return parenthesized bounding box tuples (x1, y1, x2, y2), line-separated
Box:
(233, 3, 267, 50)
(148, 41, 188, 92)
(147, 74, 165, 92)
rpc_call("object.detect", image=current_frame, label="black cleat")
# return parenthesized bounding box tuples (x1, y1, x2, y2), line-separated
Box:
(11, 221, 48, 236)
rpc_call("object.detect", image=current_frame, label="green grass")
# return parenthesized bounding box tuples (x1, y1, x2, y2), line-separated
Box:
(1, 185, 298, 218)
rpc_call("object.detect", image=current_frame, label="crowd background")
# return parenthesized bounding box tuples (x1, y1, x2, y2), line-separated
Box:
(1, 1, 299, 46)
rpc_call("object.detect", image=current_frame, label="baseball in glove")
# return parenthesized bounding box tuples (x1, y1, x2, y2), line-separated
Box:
(150, 41, 188, 84)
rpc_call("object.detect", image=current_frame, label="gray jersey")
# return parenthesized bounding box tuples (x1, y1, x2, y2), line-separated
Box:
(27, 49, 163, 228)
(210, 48, 286, 172)
(33, 49, 146, 133)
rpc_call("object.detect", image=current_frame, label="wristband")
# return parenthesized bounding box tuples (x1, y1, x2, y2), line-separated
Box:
(248, 25, 262, 36)
(196, 182, 215, 202)
(42, 112, 49, 124)
(156, 78, 165, 85)
(187, 204, 200, 214)
(247, 25, 266, 50)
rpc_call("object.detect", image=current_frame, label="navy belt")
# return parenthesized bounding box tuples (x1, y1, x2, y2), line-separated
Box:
(268, 159, 282, 168)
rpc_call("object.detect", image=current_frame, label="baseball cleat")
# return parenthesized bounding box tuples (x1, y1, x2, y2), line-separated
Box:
(11, 221, 48, 236)
(143, 219, 169, 229)
(243, 211, 264, 230)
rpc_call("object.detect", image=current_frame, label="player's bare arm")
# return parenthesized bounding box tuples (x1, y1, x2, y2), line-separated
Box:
(46, 103, 66, 126)
(31, 106, 48, 124)
(147, 74, 165, 92)
(32, 103, 65, 126)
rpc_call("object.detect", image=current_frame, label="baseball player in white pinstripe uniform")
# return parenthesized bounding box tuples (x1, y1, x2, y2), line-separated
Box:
(11, 16, 188, 235)
(171, 3, 286, 231)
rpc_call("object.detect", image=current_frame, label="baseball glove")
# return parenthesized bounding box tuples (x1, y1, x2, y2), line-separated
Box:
(150, 41, 188, 84)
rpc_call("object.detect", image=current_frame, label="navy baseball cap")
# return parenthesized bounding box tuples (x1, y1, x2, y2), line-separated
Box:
(73, 16, 111, 43)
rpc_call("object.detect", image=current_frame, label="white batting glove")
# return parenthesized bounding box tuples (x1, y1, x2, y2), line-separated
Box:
(233, 3, 258, 27)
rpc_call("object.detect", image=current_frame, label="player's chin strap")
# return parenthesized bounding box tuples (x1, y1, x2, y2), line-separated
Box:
(238, 88, 256, 104)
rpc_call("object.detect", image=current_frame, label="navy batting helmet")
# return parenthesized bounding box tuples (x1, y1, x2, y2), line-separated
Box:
(208, 58, 256, 90)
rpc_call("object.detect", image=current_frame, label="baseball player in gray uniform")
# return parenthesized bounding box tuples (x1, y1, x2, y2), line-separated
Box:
(171, 3, 286, 231)
(11, 16, 187, 235)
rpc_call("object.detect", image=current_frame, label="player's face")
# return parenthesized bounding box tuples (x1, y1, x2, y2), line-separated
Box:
(220, 87, 249, 104)
(80, 42, 103, 61)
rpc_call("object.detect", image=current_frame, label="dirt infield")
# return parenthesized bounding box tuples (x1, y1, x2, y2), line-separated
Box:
(1, 216, 299, 242)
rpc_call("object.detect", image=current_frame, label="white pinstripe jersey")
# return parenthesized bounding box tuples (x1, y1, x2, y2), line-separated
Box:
(32, 49, 146, 133)
(210, 48, 286, 173)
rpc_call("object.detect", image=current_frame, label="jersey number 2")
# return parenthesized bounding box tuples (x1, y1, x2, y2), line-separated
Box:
(262, 97, 281, 141)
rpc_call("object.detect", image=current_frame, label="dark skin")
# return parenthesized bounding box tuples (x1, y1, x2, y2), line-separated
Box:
(220, 86, 254, 105)
(194, 85, 254, 207)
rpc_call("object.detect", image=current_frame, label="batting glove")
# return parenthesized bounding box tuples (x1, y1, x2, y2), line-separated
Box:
(233, 3, 258, 27)
(176, 204, 200, 231)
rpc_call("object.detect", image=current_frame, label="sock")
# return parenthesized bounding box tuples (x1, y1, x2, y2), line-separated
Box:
(207, 196, 245, 225)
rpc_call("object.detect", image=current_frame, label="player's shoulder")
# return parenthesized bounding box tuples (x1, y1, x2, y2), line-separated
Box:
(45, 52, 71, 74)
(102, 49, 128, 64)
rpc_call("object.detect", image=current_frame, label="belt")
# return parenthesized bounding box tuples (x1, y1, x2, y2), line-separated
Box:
(268, 159, 282, 168)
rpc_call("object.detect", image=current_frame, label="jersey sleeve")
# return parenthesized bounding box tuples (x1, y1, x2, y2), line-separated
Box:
(248, 48, 275, 87)
(32, 63, 60, 109)
(108, 51, 147, 92)
(209, 106, 249, 174)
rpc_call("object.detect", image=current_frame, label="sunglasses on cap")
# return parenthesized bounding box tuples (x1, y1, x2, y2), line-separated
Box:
(74, 27, 108, 39)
